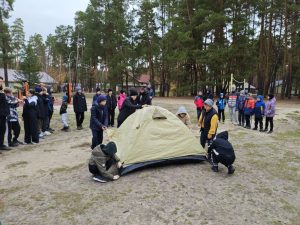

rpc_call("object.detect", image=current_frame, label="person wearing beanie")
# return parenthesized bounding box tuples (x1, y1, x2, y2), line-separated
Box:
(198, 99, 218, 148)
(216, 93, 226, 123)
(90, 95, 108, 149)
(88, 141, 122, 182)
(60, 95, 69, 131)
(117, 89, 143, 128)
(92, 87, 101, 106)
(264, 94, 276, 134)
(106, 89, 117, 127)
(253, 95, 266, 131)
(117, 90, 126, 111)
(73, 87, 87, 130)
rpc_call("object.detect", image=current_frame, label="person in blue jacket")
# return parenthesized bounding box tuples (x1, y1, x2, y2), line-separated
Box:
(90, 95, 108, 149)
(216, 93, 226, 123)
(253, 95, 265, 131)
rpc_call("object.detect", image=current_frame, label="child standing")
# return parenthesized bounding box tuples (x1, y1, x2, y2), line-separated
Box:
(253, 95, 265, 131)
(216, 93, 226, 123)
(4, 88, 23, 147)
(194, 91, 205, 120)
(22, 90, 39, 144)
(264, 94, 276, 134)
(60, 95, 69, 131)
(243, 94, 255, 129)
(90, 95, 108, 149)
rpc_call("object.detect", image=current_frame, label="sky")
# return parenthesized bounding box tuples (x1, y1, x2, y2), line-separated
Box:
(8, 0, 90, 41)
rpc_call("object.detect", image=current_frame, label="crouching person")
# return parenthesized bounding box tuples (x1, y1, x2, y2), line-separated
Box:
(88, 142, 122, 182)
(207, 131, 236, 174)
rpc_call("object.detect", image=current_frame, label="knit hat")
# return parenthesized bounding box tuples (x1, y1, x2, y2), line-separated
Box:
(76, 87, 81, 92)
(102, 142, 117, 157)
(204, 99, 214, 107)
(96, 87, 100, 92)
(130, 89, 138, 96)
(35, 86, 42, 93)
(107, 88, 113, 93)
(268, 94, 274, 99)
(97, 95, 107, 103)
(62, 95, 68, 102)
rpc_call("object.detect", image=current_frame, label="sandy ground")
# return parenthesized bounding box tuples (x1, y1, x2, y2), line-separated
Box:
(0, 97, 299, 225)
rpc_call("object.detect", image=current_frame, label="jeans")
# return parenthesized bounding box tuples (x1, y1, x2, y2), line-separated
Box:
(254, 117, 263, 130)
(238, 110, 245, 126)
(91, 129, 103, 149)
(229, 107, 237, 123)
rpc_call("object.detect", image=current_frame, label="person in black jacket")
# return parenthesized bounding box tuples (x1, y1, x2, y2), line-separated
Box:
(207, 131, 235, 174)
(60, 95, 69, 131)
(73, 87, 87, 130)
(106, 89, 117, 127)
(35, 86, 50, 138)
(90, 95, 108, 149)
(138, 87, 152, 106)
(22, 90, 39, 144)
(117, 89, 143, 128)
(0, 77, 11, 151)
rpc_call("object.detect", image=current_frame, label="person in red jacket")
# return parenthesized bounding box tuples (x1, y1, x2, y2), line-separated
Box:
(194, 91, 205, 120)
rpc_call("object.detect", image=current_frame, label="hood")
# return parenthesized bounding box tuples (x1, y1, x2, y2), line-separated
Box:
(216, 131, 228, 140)
(176, 106, 188, 115)
(257, 95, 264, 102)
(102, 142, 117, 157)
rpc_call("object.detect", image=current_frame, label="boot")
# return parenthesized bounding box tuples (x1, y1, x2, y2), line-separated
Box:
(252, 127, 257, 131)
(263, 128, 268, 132)
(228, 165, 235, 174)
(211, 165, 219, 172)
(267, 130, 273, 134)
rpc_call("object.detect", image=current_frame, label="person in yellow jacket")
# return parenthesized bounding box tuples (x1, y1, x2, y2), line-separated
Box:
(198, 99, 218, 148)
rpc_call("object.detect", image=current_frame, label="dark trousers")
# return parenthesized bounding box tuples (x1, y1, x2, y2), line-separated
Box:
(245, 115, 251, 128)
(47, 110, 54, 129)
(24, 116, 39, 144)
(200, 131, 214, 148)
(108, 108, 115, 126)
(218, 109, 225, 122)
(238, 110, 245, 125)
(0, 116, 6, 146)
(196, 108, 203, 120)
(91, 129, 103, 149)
(211, 153, 235, 167)
(76, 112, 85, 127)
(38, 118, 48, 133)
(265, 117, 274, 131)
(254, 117, 263, 130)
(7, 121, 20, 144)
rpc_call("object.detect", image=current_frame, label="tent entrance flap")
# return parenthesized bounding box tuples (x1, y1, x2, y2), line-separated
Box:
(152, 108, 167, 119)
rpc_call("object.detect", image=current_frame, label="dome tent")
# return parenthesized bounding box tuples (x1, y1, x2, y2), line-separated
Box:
(108, 106, 206, 175)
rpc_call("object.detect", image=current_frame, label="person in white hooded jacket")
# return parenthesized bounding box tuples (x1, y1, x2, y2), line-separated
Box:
(176, 106, 192, 129)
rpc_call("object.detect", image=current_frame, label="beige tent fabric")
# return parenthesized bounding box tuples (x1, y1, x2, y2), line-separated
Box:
(108, 106, 205, 166)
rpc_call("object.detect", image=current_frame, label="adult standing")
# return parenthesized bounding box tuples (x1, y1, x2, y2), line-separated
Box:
(138, 87, 151, 106)
(106, 89, 117, 127)
(264, 94, 276, 134)
(194, 91, 205, 120)
(0, 76, 11, 151)
(198, 99, 218, 149)
(228, 88, 238, 124)
(90, 95, 108, 149)
(73, 87, 87, 130)
(117, 90, 143, 128)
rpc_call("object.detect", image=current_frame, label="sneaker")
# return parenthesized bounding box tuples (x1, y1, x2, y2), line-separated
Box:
(44, 131, 52, 136)
(259, 129, 263, 132)
(31, 142, 38, 145)
(252, 128, 257, 130)
(16, 140, 24, 145)
(267, 130, 273, 134)
(39, 133, 44, 138)
(48, 128, 55, 133)
(211, 166, 219, 172)
(93, 175, 108, 183)
(263, 129, 268, 132)
(0, 145, 12, 151)
(228, 165, 235, 174)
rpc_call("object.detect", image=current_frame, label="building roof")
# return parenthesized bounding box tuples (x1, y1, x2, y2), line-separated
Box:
(0, 68, 57, 84)
(137, 74, 160, 84)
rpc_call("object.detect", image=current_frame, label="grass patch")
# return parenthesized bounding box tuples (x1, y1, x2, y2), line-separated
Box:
(6, 161, 28, 169)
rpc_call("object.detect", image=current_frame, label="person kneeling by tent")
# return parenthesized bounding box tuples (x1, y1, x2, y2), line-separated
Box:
(88, 142, 122, 182)
(207, 131, 235, 174)
(176, 106, 192, 129)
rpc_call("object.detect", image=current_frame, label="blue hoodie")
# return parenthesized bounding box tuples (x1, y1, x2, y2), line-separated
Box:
(254, 95, 266, 118)
(216, 94, 226, 110)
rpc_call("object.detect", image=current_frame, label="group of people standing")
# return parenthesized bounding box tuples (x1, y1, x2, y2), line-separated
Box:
(0, 77, 55, 151)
